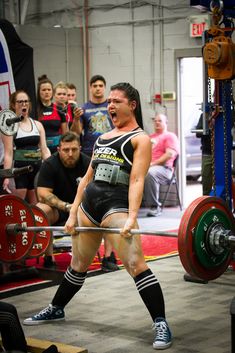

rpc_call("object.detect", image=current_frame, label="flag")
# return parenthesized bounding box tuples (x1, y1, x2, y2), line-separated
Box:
(0, 27, 15, 110)
(0, 20, 36, 116)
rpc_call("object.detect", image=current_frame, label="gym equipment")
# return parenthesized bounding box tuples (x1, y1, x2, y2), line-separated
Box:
(0, 109, 22, 136)
(0, 194, 234, 281)
(0, 165, 33, 179)
(178, 196, 235, 280)
(0, 194, 36, 262)
(27, 205, 52, 258)
(0, 337, 88, 353)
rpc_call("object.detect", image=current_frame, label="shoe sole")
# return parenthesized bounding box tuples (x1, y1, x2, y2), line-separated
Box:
(147, 213, 162, 217)
(153, 341, 172, 350)
(101, 267, 120, 273)
(23, 317, 65, 326)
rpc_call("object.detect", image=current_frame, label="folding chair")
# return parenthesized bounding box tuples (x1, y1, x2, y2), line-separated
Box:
(161, 155, 182, 210)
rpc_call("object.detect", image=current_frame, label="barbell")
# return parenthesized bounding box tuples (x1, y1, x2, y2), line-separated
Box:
(0, 166, 34, 179)
(0, 194, 235, 281)
(0, 109, 23, 136)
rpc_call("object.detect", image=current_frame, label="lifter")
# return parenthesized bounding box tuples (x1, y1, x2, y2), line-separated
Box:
(23, 82, 172, 350)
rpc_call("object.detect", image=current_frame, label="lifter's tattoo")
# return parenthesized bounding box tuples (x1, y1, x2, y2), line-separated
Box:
(43, 194, 66, 211)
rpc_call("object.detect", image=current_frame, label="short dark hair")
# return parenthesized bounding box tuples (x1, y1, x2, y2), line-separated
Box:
(89, 75, 106, 86)
(59, 131, 80, 145)
(66, 83, 77, 90)
(110, 82, 143, 129)
(37, 74, 53, 118)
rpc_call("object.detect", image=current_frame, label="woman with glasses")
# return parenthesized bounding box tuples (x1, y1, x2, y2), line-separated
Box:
(2, 90, 51, 204)
(37, 75, 68, 153)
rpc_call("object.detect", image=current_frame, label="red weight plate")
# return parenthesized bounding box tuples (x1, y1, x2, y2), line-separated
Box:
(178, 196, 234, 281)
(0, 194, 36, 262)
(178, 196, 210, 279)
(28, 205, 52, 258)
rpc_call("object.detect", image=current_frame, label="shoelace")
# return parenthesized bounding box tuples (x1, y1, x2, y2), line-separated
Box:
(152, 321, 169, 341)
(35, 305, 53, 318)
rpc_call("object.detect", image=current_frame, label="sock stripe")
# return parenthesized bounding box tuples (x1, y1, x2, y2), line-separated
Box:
(137, 281, 159, 292)
(136, 275, 159, 292)
(135, 273, 155, 285)
(64, 268, 87, 286)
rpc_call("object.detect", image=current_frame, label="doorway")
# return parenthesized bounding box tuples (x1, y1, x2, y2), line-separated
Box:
(177, 54, 203, 207)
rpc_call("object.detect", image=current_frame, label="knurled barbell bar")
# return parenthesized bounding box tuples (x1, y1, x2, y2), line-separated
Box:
(0, 194, 235, 281)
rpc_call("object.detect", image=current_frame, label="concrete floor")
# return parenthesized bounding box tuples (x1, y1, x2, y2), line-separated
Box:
(4, 255, 234, 353)
(2, 181, 235, 353)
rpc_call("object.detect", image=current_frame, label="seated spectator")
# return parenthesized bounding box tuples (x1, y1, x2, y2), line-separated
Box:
(35, 131, 90, 268)
(143, 113, 179, 217)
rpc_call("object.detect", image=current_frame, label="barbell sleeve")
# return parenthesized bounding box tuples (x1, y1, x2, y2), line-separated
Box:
(228, 235, 235, 247)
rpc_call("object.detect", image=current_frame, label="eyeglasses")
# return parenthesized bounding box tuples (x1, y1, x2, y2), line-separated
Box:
(16, 100, 30, 104)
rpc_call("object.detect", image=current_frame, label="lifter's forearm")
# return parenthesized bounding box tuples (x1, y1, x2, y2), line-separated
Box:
(128, 179, 144, 222)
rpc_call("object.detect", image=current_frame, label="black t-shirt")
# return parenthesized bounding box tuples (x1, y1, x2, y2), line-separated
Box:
(37, 152, 90, 203)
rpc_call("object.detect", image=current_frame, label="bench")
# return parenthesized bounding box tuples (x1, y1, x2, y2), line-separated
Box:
(0, 337, 88, 353)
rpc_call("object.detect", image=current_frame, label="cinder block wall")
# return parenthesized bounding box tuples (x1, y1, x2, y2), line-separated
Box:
(4, 0, 205, 134)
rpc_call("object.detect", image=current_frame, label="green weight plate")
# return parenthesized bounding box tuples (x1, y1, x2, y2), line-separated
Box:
(178, 196, 234, 281)
(193, 208, 231, 268)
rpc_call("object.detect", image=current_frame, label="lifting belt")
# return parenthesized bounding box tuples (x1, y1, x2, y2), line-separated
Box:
(94, 163, 129, 186)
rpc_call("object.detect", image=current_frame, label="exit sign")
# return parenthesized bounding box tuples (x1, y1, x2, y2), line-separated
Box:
(189, 15, 210, 37)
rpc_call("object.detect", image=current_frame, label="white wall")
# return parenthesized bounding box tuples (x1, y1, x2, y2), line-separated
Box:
(16, 26, 84, 104)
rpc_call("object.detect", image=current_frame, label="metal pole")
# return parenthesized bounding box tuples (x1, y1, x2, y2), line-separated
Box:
(11, 225, 178, 237)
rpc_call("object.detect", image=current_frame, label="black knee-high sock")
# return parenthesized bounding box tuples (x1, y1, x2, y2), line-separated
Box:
(134, 268, 165, 321)
(52, 266, 87, 308)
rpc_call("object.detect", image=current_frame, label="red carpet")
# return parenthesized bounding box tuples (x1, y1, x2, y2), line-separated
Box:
(0, 231, 178, 295)
(25, 232, 178, 272)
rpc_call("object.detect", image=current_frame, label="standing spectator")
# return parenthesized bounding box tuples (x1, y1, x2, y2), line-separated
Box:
(66, 83, 80, 131)
(3, 90, 51, 205)
(73, 74, 114, 157)
(0, 133, 14, 194)
(54, 81, 80, 130)
(71, 74, 119, 271)
(195, 113, 212, 195)
(66, 82, 77, 103)
(35, 131, 90, 268)
(37, 75, 67, 154)
(143, 113, 179, 217)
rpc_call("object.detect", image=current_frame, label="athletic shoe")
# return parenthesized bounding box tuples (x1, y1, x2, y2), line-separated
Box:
(102, 251, 119, 272)
(147, 207, 162, 217)
(43, 256, 57, 268)
(23, 304, 65, 325)
(152, 317, 172, 350)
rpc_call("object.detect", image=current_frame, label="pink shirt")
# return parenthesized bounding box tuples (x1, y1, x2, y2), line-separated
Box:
(150, 131, 179, 168)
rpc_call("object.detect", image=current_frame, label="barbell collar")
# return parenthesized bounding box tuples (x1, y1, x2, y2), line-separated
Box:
(6, 223, 178, 237)
(228, 235, 235, 248)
